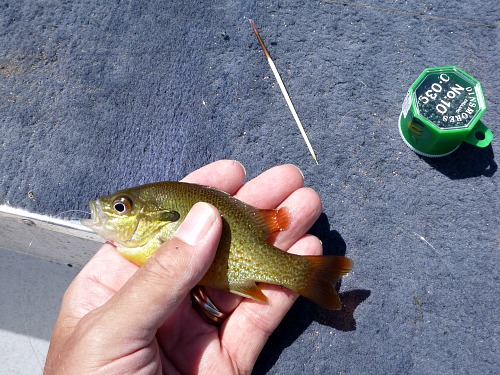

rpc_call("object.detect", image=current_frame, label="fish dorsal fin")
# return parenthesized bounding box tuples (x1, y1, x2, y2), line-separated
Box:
(230, 282, 269, 303)
(252, 207, 291, 240)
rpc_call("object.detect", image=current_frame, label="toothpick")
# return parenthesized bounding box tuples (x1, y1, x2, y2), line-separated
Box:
(249, 19, 318, 164)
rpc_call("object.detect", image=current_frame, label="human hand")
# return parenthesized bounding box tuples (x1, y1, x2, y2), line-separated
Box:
(44, 160, 323, 374)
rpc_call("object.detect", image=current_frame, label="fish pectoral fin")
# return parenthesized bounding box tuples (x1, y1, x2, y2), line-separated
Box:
(149, 210, 180, 222)
(230, 282, 269, 303)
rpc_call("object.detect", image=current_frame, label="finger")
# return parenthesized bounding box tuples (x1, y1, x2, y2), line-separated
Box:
(87, 202, 222, 341)
(234, 164, 304, 208)
(181, 159, 246, 194)
(221, 235, 323, 371)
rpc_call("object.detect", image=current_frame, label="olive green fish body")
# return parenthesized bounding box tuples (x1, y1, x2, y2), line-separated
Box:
(82, 181, 353, 309)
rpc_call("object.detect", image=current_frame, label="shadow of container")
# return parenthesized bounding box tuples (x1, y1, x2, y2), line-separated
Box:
(419, 142, 496, 179)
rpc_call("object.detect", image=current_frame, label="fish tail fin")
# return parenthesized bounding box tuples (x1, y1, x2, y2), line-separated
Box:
(298, 256, 353, 310)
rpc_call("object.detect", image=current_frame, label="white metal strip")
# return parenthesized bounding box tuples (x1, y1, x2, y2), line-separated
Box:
(0, 205, 103, 268)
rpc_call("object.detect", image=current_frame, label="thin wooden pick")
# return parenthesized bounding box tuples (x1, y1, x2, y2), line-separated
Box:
(249, 19, 318, 164)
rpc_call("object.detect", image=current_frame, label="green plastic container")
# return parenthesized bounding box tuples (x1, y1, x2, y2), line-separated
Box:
(399, 66, 493, 157)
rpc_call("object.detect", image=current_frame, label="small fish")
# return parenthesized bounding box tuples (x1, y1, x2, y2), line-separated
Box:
(82, 182, 353, 309)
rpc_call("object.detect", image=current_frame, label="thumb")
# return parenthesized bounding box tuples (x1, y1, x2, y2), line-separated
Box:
(102, 202, 222, 335)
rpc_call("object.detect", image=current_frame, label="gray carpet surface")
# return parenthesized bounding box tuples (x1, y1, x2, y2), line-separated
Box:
(1, 1, 498, 374)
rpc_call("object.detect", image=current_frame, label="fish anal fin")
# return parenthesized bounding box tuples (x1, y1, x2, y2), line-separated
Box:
(298, 256, 353, 310)
(230, 282, 269, 303)
(253, 207, 291, 238)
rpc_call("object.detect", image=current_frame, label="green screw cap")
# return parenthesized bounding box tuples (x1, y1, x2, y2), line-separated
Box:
(399, 66, 493, 157)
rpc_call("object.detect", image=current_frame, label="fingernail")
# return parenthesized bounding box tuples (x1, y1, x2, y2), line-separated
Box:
(292, 164, 305, 180)
(234, 160, 247, 176)
(175, 202, 217, 246)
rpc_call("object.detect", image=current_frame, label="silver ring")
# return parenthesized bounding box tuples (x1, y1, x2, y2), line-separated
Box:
(191, 286, 228, 325)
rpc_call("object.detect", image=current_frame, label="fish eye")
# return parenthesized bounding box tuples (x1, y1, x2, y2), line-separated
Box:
(112, 196, 132, 214)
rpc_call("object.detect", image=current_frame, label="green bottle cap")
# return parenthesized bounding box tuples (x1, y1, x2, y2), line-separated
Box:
(399, 66, 493, 157)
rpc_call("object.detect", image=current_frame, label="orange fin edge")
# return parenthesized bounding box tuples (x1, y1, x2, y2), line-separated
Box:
(254, 207, 291, 238)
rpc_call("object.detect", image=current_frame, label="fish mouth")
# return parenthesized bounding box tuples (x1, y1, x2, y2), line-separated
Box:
(81, 200, 106, 230)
